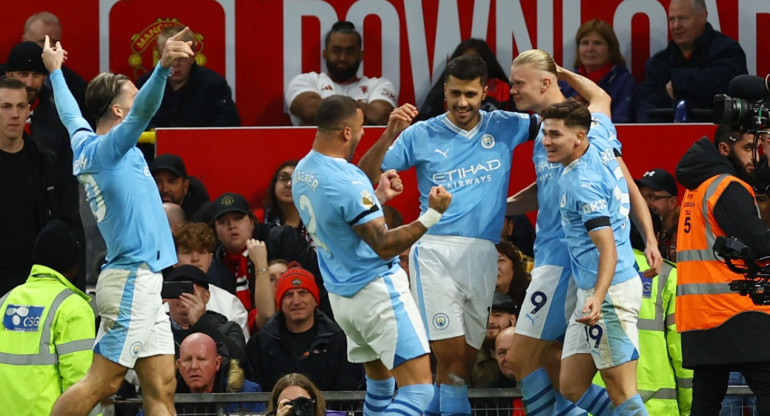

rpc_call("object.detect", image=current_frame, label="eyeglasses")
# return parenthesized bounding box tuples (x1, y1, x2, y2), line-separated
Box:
(277, 173, 292, 184)
(643, 193, 673, 202)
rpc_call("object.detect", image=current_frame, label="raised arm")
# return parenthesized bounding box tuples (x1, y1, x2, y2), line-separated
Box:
(43, 37, 91, 137)
(354, 185, 451, 259)
(358, 103, 417, 184)
(556, 64, 611, 118)
(506, 181, 539, 215)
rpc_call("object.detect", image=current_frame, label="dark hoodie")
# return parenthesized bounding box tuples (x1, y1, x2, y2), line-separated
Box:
(675, 137, 770, 367)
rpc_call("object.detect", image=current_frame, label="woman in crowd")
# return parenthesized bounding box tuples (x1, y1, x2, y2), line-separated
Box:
(417, 38, 514, 121)
(496, 240, 530, 312)
(561, 19, 636, 123)
(266, 373, 344, 416)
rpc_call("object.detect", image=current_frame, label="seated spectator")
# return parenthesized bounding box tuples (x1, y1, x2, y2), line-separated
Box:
(471, 293, 518, 388)
(636, 168, 680, 260)
(246, 263, 364, 392)
(267, 372, 346, 416)
(495, 327, 526, 416)
(211, 192, 275, 331)
(636, 0, 747, 122)
(173, 222, 249, 341)
(136, 25, 241, 128)
(264, 161, 300, 227)
(560, 19, 636, 123)
(175, 333, 264, 414)
(496, 240, 531, 310)
(165, 265, 247, 367)
(163, 202, 186, 232)
(286, 21, 396, 126)
(417, 38, 514, 121)
(150, 153, 210, 221)
(268, 259, 288, 295)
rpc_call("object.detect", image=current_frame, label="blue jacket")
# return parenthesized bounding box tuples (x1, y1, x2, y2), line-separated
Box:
(636, 23, 747, 122)
(560, 64, 636, 123)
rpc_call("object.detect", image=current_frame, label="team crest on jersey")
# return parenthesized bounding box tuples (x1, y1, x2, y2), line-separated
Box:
(432, 313, 449, 330)
(360, 190, 375, 209)
(3, 304, 44, 332)
(480, 134, 495, 149)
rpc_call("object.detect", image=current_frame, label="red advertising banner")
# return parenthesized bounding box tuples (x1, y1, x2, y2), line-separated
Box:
(2, 1, 768, 127)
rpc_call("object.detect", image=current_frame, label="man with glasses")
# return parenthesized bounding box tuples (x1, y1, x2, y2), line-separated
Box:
(636, 169, 679, 260)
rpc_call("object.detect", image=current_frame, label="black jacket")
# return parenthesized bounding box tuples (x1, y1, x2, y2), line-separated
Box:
(182, 176, 210, 220)
(171, 310, 247, 368)
(0, 137, 84, 295)
(636, 23, 748, 122)
(136, 63, 241, 128)
(245, 310, 364, 391)
(675, 137, 770, 366)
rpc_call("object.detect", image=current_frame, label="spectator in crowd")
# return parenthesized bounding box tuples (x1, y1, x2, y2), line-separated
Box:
(495, 327, 526, 416)
(0, 220, 95, 415)
(501, 213, 535, 259)
(675, 124, 770, 413)
(636, 0, 747, 122)
(266, 372, 336, 416)
(495, 240, 531, 311)
(417, 38, 514, 122)
(471, 293, 519, 388)
(211, 192, 275, 331)
(246, 263, 364, 392)
(636, 168, 680, 260)
(176, 332, 264, 414)
(560, 19, 636, 123)
(165, 264, 247, 367)
(0, 77, 83, 296)
(286, 21, 397, 126)
(137, 25, 241, 128)
(150, 153, 210, 221)
(268, 259, 288, 294)
(163, 202, 186, 232)
(264, 160, 300, 227)
(173, 222, 249, 339)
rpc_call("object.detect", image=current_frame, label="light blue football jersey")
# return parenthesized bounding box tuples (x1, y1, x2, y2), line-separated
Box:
(558, 142, 637, 290)
(533, 112, 621, 268)
(50, 64, 176, 272)
(293, 150, 397, 297)
(382, 111, 536, 243)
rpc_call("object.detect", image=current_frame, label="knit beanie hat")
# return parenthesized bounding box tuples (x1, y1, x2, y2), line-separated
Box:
(274, 261, 320, 309)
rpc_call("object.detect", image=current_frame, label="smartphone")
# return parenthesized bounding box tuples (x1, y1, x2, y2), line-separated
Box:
(161, 281, 195, 299)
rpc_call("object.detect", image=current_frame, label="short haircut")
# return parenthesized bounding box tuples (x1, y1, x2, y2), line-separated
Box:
(324, 21, 362, 48)
(539, 98, 592, 132)
(713, 124, 741, 146)
(671, 0, 707, 12)
(157, 25, 194, 50)
(85, 72, 129, 122)
(573, 19, 626, 68)
(0, 78, 27, 92)
(315, 95, 360, 130)
(24, 12, 60, 34)
(444, 55, 488, 86)
(173, 222, 218, 253)
(512, 49, 558, 78)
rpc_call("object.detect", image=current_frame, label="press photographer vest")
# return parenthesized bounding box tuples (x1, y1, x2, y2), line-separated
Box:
(676, 174, 770, 333)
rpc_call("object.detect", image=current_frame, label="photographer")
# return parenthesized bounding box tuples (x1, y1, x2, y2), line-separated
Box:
(266, 373, 342, 416)
(675, 124, 770, 414)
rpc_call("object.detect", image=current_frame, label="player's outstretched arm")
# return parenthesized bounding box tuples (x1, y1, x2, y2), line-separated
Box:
(44, 36, 90, 136)
(358, 103, 417, 185)
(506, 181, 539, 215)
(354, 185, 451, 259)
(556, 64, 611, 118)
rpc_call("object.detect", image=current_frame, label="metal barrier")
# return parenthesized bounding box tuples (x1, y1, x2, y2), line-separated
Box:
(106, 387, 757, 416)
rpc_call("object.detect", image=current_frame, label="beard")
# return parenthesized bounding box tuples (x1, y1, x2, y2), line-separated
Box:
(728, 151, 757, 184)
(327, 59, 361, 83)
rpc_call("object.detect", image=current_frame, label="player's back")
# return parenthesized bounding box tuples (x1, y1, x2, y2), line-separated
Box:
(293, 150, 396, 297)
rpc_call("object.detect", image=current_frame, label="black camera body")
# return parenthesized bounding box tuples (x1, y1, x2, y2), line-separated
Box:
(288, 397, 315, 416)
(713, 94, 769, 131)
(713, 236, 770, 305)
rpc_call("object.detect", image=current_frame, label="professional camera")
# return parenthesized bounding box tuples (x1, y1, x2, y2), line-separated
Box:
(288, 397, 315, 416)
(713, 236, 770, 305)
(713, 74, 770, 131)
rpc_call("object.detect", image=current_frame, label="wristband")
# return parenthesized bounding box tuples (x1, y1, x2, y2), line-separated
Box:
(417, 208, 443, 229)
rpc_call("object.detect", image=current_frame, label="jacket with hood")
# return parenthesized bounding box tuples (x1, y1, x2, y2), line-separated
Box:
(675, 137, 770, 367)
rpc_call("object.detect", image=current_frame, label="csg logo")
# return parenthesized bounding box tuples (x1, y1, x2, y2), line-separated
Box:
(3, 304, 45, 332)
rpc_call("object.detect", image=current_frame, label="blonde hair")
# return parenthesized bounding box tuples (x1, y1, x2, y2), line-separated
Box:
(512, 49, 557, 77)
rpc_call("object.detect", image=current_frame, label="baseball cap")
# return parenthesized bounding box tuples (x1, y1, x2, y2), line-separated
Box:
(149, 153, 187, 178)
(166, 264, 209, 290)
(6, 42, 47, 74)
(491, 292, 517, 315)
(211, 192, 251, 221)
(635, 168, 678, 197)
(274, 262, 320, 309)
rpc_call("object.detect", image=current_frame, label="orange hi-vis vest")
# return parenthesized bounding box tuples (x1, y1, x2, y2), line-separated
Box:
(676, 174, 770, 333)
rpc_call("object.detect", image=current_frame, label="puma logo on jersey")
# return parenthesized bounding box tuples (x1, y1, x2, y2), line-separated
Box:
(435, 148, 450, 158)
